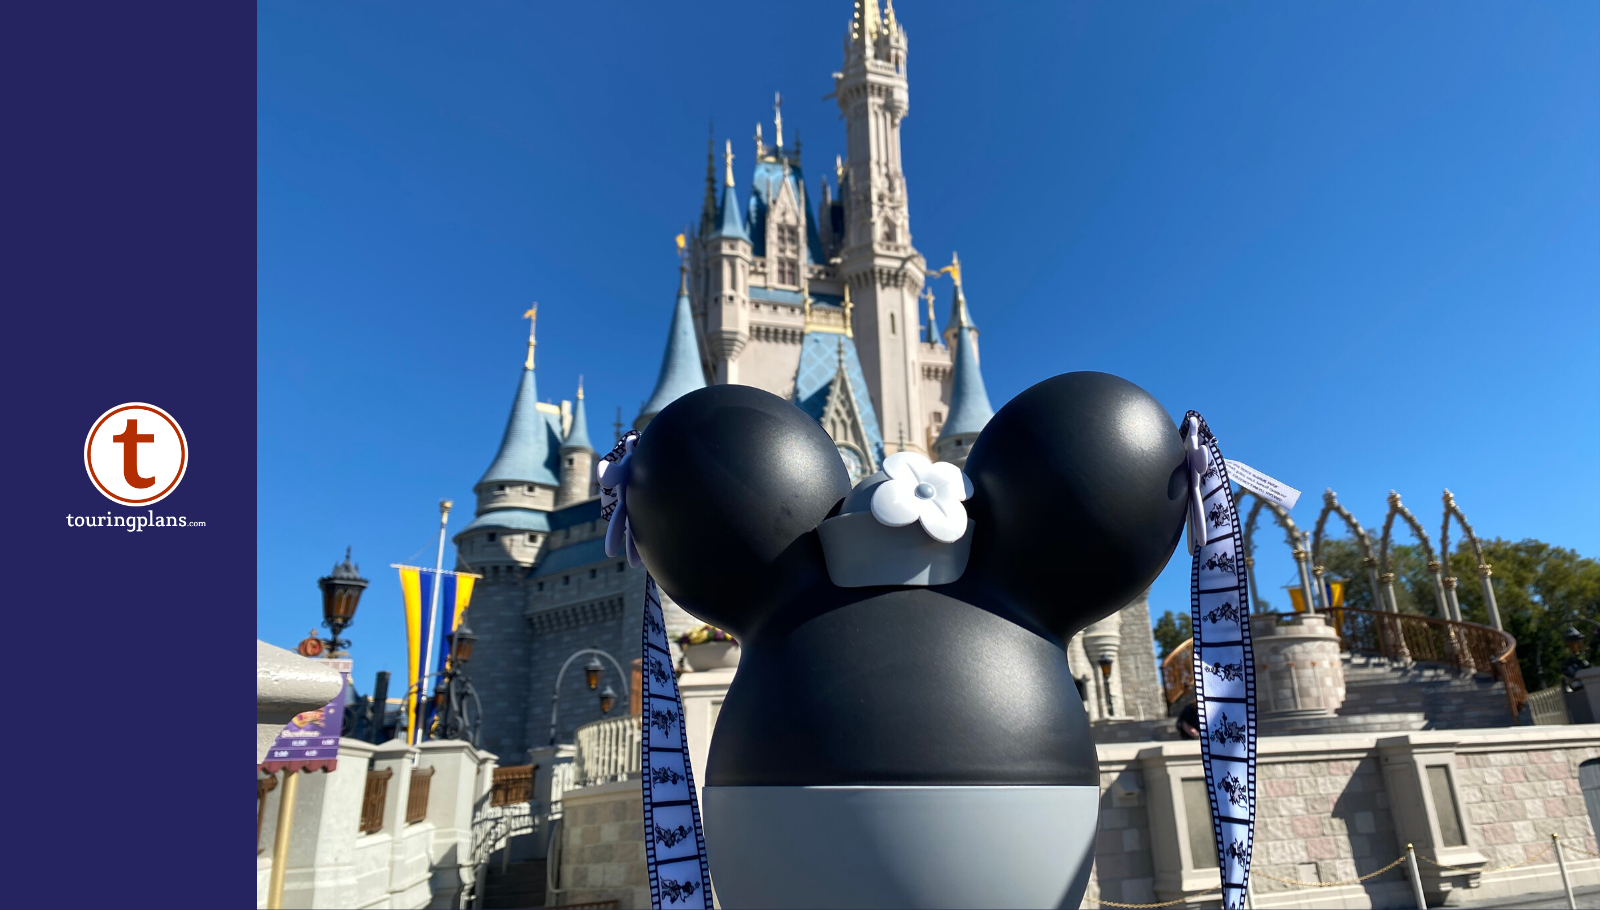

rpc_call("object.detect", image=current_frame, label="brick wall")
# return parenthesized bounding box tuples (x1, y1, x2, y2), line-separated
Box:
(555, 778, 651, 910)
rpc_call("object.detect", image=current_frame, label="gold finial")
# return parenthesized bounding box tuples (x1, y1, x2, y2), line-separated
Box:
(523, 304, 538, 369)
(724, 139, 735, 188)
(935, 251, 963, 288)
(842, 283, 854, 338)
(675, 232, 687, 258)
(576, 375, 584, 400)
(774, 92, 784, 149)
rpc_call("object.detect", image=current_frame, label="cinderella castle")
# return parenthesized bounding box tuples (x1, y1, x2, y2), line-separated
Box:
(455, 1, 1163, 762)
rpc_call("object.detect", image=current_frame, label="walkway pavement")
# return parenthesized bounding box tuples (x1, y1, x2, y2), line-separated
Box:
(1456, 883, 1600, 909)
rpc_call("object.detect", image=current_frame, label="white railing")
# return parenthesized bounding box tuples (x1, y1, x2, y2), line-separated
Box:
(573, 714, 641, 787)
(1527, 685, 1571, 725)
(549, 760, 574, 817)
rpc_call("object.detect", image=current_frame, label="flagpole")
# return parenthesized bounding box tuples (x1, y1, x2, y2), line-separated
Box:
(417, 499, 452, 744)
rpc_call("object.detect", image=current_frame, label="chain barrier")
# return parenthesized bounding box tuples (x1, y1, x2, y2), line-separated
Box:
(1093, 832, 1595, 908)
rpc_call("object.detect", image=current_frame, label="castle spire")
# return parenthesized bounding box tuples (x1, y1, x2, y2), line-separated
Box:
(774, 92, 784, 149)
(563, 377, 592, 452)
(636, 263, 708, 431)
(754, 122, 765, 159)
(700, 123, 717, 234)
(714, 143, 749, 241)
(523, 304, 538, 369)
(478, 312, 560, 489)
(555, 376, 595, 506)
(935, 311, 994, 467)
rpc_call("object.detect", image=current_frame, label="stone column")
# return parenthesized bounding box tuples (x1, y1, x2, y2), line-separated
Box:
(266, 737, 377, 909)
(1250, 613, 1346, 722)
(1377, 734, 1487, 904)
(1082, 611, 1125, 720)
(418, 740, 496, 909)
(371, 738, 421, 904)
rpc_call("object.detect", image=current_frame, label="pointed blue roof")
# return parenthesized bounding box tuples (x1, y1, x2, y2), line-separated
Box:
(939, 324, 994, 439)
(746, 157, 823, 262)
(563, 387, 592, 452)
(478, 367, 563, 487)
(794, 330, 883, 463)
(715, 183, 748, 241)
(638, 269, 706, 424)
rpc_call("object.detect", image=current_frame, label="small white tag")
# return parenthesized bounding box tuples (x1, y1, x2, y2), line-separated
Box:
(1225, 460, 1300, 511)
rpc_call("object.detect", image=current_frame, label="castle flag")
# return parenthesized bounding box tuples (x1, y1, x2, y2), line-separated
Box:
(395, 565, 478, 743)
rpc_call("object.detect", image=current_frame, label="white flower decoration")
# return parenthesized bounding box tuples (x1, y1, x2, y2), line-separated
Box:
(596, 431, 642, 567)
(869, 451, 974, 544)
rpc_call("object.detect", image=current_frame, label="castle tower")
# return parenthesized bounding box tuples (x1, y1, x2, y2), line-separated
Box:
(836, 0, 926, 454)
(556, 380, 595, 507)
(636, 265, 709, 431)
(933, 283, 993, 468)
(703, 142, 752, 384)
(454, 309, 565, 582)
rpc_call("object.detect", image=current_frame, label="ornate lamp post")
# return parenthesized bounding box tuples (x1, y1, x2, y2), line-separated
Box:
(317, 547, 369, 658)
(432, 620, 482, 744)
(548, 647, 629, 744)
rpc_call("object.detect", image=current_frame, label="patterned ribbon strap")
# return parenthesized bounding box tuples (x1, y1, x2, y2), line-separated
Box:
(597, 432, 712, 909)
(1183, 412, 1257, 910)
(640, 575, 712, 908)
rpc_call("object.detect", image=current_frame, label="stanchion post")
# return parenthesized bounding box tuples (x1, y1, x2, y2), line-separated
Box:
(1245, 874, 1256, 909)
(267, 768, 299, 909)
(1553, 833, 1576, 910)
(1406, 843, 1427, 910)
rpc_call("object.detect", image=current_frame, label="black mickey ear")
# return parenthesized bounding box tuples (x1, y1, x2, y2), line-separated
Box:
(962, 372, 1188, 641)
(626, 384, 849, 639)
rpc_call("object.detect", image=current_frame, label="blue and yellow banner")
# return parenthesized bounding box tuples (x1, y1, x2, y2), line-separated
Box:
(396, 565, 477, 744)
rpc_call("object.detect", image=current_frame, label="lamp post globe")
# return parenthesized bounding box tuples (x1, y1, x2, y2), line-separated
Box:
(584, 654, 603, 690)
(317, 547, 369, 658)
(598, 684, 618, 715)
(448, 620, 478, 665)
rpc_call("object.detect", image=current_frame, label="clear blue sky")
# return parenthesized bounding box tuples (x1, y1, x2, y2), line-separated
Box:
(258, 1, 1600, 691)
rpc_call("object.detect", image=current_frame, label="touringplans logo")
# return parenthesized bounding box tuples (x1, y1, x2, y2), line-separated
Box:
(73, 402, 204, 531)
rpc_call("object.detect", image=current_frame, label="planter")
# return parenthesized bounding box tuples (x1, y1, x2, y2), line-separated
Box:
(683, 640, 741, 672)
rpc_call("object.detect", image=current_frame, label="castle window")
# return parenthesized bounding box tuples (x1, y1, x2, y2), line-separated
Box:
(589, 568, 597, 579)
(617, 562, 625, 572)
(528, 533, 537, 543)
(486, 532, 497, 543)
(527, 484, 535, 493)
(537, 581, 544, 591)
(776, 223, 800, 285)
(563, 575, 570, 585)
(890, 313, 896, 335)
(496, 485, 506, 493)
(566, 457, 573, 466)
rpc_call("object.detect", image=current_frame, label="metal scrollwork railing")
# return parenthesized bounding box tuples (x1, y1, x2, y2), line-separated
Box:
(1159, 607, 1527, 721)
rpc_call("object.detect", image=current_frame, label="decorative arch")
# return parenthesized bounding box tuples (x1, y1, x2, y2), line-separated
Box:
(1440, 489, 1503, 630)
(1378, 491, 1453, 621)
(1236, 488, 1318, 614)
(1311, 488, 1383, 613)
